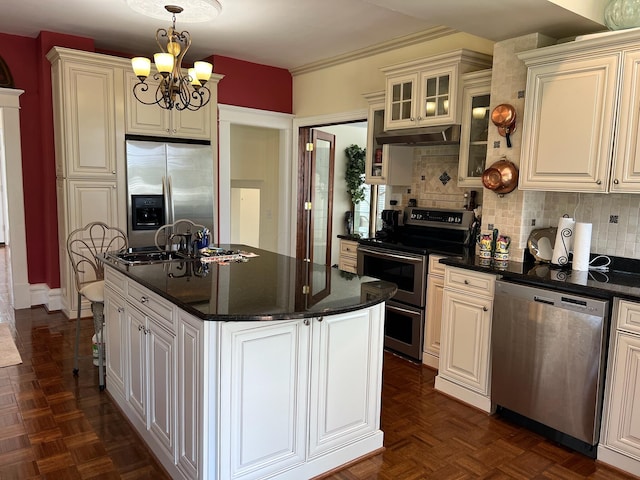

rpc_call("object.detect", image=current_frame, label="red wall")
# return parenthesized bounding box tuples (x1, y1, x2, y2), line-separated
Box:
(0, 31, 292, 291)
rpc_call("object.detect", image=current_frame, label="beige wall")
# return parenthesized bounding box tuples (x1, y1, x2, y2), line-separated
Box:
(230, 124, 280, 253)
(293, 32, 494, 117)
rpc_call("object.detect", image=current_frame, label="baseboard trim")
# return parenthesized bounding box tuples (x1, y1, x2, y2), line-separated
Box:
(29, 284, 62, 312)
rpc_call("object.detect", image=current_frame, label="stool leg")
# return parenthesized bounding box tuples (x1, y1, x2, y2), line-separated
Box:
(91, 301, 106, 391)
(73, 292, 81, 376)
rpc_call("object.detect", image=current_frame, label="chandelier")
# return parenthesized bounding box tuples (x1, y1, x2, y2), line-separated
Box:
(131, 5, 213, 111)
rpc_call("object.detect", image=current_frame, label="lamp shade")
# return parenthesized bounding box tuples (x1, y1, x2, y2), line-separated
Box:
(154, 53, 174, 74)
(131, 57, 151, 78)
(188, 68, 200, 86)
(194, 61, 213, 82)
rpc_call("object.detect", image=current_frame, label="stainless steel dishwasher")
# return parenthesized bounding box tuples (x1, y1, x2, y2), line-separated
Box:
(492, 280, 609, 457)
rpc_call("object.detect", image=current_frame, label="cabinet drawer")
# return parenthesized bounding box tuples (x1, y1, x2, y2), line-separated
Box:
(338, 258, 358, 274)
(105, 268, 126, 297)
(616, 299, 640, 334)
(444, 267, 495, 297)
(127, 282, 176, 333)
(428, 255, 446, 277)
(340, 240, 358, 258)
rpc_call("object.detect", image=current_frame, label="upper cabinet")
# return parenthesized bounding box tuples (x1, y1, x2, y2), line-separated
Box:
(519, 30, 640, 193)
(458, 70, 491, 187)
(363, 91, 413, 186)
(125, 71, 217, 140)
(381, 50, 492, 131)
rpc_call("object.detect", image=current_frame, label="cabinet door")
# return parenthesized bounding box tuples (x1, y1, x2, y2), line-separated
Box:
(611, 49, 640, 193)
(365, 101, 388, 184)
(172, 105, 211, 140)
(439, 289, 492, 395)
(147, 320, 176, 460)
(458, 71, 491, 187)
(104, 288, 127, 396)
(520, 54, 619, 192)
(218, 320, 309, 479)
(126, 306, 147, 425)
(125, 72, 171, 136)
(66, 179, 119, 233)
(416, 66, 456, 126)
(603, 332, 640, 459)
(126, 71, 211, 140)
(424, 274, 444, 368)
(176, 312, 204, 480)
(384, 73, 418, 130)
(308, 306, 384, 458)
(61, 62, 118, 177)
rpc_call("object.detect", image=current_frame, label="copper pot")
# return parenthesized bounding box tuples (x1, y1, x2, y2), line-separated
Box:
(491, 104, 517, 148)
(482, 157, 519, 194)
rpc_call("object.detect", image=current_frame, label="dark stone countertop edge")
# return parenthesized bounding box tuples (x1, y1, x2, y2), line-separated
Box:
(439, 256, 640, 303)
(103, 259, 396, 322)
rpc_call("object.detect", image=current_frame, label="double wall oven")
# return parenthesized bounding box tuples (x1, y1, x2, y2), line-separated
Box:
(358, 207, 476, 361)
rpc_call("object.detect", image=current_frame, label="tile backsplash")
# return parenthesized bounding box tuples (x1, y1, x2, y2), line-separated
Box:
(400, 144, 483, 210)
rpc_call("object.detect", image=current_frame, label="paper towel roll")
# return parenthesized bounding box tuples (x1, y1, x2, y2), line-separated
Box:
(551, 217, 575, 266)
(572, 222, 592, 271)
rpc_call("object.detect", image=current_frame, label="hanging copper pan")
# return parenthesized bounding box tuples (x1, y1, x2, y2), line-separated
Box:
(491, 104, 517, 148)
(482, 157, 519, 195)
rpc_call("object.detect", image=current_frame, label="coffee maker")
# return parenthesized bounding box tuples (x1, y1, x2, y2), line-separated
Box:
(376, 209, 402, 239)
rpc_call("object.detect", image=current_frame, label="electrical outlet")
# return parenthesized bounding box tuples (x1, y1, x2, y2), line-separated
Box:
(531, 219, 536, 226)
(488, 223, 494, 230)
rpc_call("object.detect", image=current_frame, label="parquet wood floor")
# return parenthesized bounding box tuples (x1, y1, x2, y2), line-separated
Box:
(0, 247, 637, 479)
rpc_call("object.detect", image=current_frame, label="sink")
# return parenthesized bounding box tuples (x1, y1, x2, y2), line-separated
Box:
(105, 249, 186, 265)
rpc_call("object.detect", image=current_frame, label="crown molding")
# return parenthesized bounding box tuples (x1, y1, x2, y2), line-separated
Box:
(290, 26, 457, 76)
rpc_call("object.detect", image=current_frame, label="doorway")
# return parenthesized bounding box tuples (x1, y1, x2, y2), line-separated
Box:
(230, 185, 261, 247)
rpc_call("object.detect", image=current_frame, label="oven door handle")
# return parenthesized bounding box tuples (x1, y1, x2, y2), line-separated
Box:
(387, 303, 421, 316)
(358, 246, 424, 263)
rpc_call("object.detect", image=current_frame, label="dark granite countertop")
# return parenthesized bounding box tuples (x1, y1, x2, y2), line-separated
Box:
(440, 255, 640, 302)
(102, 245, 397, 321)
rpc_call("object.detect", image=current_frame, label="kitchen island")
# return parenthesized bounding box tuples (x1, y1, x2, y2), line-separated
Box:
(101, 246, 396, 480)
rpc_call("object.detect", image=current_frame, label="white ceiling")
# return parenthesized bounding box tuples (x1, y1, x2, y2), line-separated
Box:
(0, 0, 608, 70)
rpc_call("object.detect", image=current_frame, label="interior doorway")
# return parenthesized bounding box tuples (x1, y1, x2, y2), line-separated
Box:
(231, 186, 261, 247)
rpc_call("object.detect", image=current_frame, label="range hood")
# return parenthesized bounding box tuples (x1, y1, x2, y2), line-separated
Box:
(376, 124, 461, 146)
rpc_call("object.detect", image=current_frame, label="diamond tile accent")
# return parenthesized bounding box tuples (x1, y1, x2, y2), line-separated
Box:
(439, 171, 451, 185)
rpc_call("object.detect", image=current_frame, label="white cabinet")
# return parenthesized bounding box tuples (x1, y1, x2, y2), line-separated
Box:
(435, 266, 494, 412)
(105, 269, 385, 480)
(598, 299, 640, 475)
(125, 289, 177, 462)
(458, 70, 491, 187)
(363, 91, 413, 186)
(338, 238, 358, 273)
(218, 319, 309, 479)
(125, 71, 212, 140)
(423, 255, 445, 369)
(48, 47, 128, 319)
(308, 308, 383, 457)
(518, 30, 640, 193)
(380, 50, 492, 131)
(218, 305, 385, 479)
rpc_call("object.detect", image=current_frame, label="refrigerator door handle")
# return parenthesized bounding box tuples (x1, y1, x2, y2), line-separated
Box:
(167, 175, 175, 223)
(162, 176, 170, 225)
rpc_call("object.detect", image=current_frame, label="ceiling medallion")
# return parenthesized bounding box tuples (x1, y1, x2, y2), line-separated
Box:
(126, 0, 221, 22)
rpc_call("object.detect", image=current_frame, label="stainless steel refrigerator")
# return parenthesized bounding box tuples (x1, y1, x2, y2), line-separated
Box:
(126, 139, 214, 248)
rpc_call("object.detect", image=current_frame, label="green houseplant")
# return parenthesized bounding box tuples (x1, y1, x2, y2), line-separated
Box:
(344, 144, 366, 236)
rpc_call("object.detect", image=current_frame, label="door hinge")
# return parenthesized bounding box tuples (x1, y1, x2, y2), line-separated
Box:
(304, 201, 312, 211)
(306, 143, 314, 152)
(302, 285, 310, 294)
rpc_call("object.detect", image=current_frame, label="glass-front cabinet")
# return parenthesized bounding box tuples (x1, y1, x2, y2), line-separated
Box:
(458, 70, 491, 187)
(381, 50, 492, 132)
(363, 91, 412, 186)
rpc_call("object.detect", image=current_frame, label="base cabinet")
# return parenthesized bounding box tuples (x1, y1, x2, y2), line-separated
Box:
(338, 238, 358, 273)
(599, 299, 640, 476)
(104, 270, 385, 480)
(423, 255, 445, 369)
(435, 266, 494, 412)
